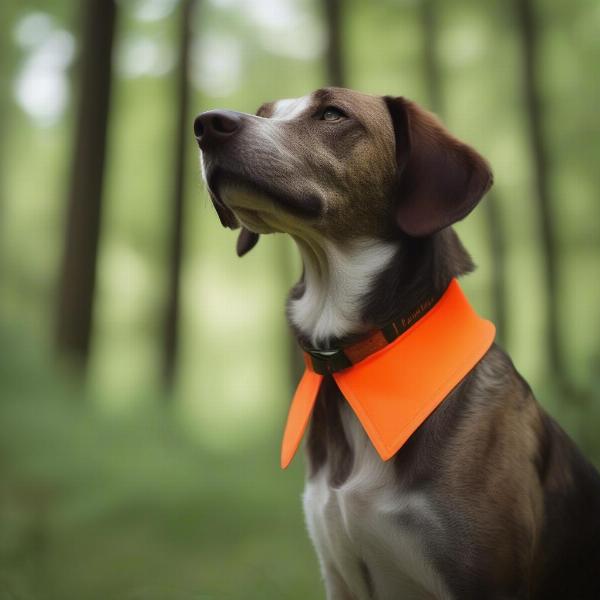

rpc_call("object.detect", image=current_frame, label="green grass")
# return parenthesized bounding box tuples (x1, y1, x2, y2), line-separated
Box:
(0, 329, 322, 600)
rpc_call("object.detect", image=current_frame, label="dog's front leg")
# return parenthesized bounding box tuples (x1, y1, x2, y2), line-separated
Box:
(304, 479, 368, 599)
(322, 561, 359, 600)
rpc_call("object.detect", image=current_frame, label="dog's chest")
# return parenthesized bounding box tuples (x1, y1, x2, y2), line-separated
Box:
(303, 405, 450, 600)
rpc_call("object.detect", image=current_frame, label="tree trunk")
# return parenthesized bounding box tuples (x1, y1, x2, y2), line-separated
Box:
(277, 240, 305, 394)
(483, 190, 508, 344)
(55, 0, 117, 367)
(514, 0, 563, 380)
(420, 0, 443, 117)
(163, 0, 196, 390)
(419, 0, 507, 343)
(0, 22, 7, 247)
(323, 0, 345, 87)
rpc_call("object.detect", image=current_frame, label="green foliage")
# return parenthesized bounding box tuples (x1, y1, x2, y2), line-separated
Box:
(0, 326, 320, 599)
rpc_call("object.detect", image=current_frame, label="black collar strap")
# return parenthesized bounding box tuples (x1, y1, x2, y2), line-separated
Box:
(300, 287, 446, 375)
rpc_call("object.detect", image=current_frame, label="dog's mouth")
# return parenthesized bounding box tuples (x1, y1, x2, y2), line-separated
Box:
(206, 166, 323, 231)
(206, 167, 239, 229)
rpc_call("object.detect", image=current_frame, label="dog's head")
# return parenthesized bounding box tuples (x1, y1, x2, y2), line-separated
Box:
(195, 87, 492, 256)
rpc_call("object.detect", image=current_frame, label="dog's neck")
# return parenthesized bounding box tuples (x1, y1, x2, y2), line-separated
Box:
(288, 237, 397, 348)
(287, 229, 474, 349)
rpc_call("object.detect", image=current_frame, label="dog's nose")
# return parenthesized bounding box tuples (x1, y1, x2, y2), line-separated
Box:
(193, 110, 242, 148)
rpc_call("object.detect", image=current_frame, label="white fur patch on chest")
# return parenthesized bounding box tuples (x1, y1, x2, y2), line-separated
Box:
(290, 238, 397, 347)
(303, 405, 451, 600)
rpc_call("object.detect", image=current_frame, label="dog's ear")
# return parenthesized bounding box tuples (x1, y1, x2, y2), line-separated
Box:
(236, 227, 259, 257)
(383, 96, 493, 237)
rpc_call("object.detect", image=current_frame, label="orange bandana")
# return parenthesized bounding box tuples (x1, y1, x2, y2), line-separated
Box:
(281, 279, 495, 469)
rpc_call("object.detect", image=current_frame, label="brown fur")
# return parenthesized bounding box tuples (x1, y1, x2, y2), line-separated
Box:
(196, 87, 600, 598)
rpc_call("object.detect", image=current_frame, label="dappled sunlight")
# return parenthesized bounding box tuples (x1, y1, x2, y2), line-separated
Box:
(191, 33, 243, 97)
(441, 17, 487, 68)
(117, 34, 176, 78)
(209, 0, 325, 60)
(13, 12, 75, 126)
(132, 0, 179, 23)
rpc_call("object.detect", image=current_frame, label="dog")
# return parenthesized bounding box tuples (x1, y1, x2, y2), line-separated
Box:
(194, 88, 600, 599)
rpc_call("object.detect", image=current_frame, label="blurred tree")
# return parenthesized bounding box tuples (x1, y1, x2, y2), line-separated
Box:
(514, 0, 563, 382)
(0, 3, 17, 246)
(323, 0, 345, 87)
(418, 0, 507, 343)
(163, 0, 196, 391)
(419, 0, 442, 116)
(482, 192, 508, 344)
(0, 27, 6, 244)
(55, 0, 117, 367)
(277, 243, 304, 392)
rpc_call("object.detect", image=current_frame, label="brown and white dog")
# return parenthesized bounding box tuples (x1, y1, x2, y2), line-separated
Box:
(194, 88, 600, 599)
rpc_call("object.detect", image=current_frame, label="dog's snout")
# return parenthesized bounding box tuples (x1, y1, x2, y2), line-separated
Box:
(194, 110, 242, 148)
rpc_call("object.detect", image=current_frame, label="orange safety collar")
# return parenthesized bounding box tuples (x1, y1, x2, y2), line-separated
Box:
(281, 279, 495, 469)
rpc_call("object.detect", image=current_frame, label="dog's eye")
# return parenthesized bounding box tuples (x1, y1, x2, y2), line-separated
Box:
(321, 107, 346, 122)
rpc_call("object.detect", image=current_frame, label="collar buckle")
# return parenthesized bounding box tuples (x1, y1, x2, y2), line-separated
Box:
(304, 348, 352, 375)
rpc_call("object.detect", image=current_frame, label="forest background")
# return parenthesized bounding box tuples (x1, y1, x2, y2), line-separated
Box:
(0, 0, 599, 598)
